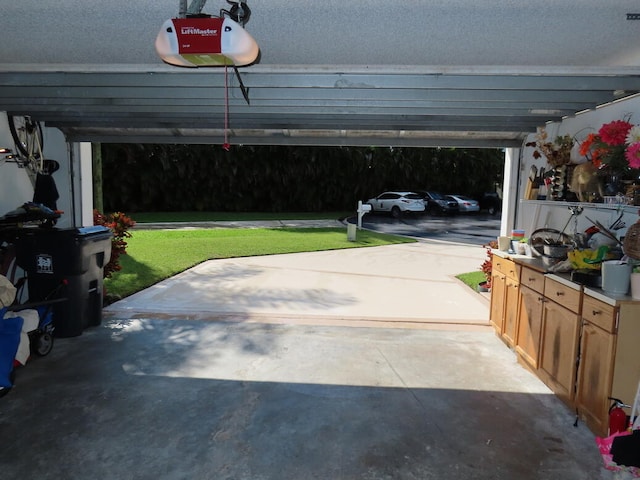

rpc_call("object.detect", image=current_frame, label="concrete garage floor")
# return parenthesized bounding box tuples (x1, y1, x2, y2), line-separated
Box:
(0, 240, 624, 479)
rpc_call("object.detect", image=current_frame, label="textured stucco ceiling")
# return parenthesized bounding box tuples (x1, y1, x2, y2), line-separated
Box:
(3, 0, 640, 66)
(2, 1, 640, 147)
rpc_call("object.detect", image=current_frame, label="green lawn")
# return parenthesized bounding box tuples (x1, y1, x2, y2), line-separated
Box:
(105, 227, 415, 300)
(455, 270, 486, 291)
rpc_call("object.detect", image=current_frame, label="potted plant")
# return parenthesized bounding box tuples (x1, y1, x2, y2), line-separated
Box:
(525, 127, 574, 168)
(525, 127, 577, 200)
(515, 237, 529, 255)
(479, 240, 498, 292)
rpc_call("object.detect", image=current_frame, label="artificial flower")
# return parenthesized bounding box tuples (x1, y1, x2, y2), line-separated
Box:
(579, 119, 640, 172)
(525, 128, 574, 167)
(626, 125, 640, 144)
(598, 120, 633, 146)
(579, 133, 605, 168)
(625, 142, 640, 169)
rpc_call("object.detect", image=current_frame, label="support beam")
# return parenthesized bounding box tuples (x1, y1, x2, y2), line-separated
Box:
(501, 148, 520, 237)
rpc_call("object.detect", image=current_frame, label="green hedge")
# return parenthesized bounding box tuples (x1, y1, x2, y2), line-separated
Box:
(101, 144, 504, 213)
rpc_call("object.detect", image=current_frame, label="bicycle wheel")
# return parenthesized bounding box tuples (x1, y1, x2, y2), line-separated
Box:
(8, 114, 44, 158)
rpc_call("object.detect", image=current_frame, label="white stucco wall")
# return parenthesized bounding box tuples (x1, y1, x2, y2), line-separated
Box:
(0, 112, 93, 228)
(0, 114, 34, 214)
(515, 96, 640, 245)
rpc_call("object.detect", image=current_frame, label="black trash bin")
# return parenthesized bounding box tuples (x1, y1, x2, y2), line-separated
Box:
(14, 226, 112, 337)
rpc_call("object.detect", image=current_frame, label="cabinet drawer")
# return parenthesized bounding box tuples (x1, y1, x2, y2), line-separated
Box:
(521, 267, 545, 293)
(582, 295, 617, 333)
(493, 257, 520, 282)
(544, 278, 581, 314)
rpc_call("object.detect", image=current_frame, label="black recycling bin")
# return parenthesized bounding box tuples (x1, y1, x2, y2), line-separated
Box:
(14, 226, 112, 337)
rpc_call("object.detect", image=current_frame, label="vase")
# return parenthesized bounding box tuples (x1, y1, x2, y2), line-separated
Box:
(599, 166, 633, 197)
(603, 172, 624, 196)
(630, 184, 640, 206)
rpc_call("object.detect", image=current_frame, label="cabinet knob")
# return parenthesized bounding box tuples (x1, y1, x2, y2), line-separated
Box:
(528, 277, 535, 282)
(592, 310, 601, 316)
(556, 291, 565, 297)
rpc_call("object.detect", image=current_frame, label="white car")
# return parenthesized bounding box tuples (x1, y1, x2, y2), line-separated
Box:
(366, 191, 425, 218)
(447, 194, 480, 213)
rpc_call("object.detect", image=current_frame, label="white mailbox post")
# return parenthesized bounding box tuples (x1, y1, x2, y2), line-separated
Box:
(357, 200, 371, 229)
(348, 201, 372, 241)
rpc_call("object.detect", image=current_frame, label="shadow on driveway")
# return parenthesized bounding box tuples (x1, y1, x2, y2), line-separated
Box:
(1, 319, 607, 479)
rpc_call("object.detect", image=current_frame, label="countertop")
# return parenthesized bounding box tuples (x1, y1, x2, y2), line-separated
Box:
(492, 249, 638, 306)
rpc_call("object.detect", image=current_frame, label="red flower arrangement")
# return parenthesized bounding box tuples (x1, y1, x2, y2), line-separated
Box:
(579, 120, 640, 170)
(600, 120, 632, 145)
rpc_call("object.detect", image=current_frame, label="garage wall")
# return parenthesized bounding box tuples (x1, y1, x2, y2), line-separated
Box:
(0, 114, 33, 215)
(0, 112, 92, 228)
(515, 96, 640, 244)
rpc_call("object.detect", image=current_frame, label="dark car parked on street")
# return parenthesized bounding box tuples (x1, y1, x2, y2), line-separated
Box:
(477, 192, 502, 215)
(416, 191, 459, 215)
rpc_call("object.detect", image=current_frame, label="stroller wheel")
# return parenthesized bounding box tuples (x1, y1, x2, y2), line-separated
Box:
(33, 332, 54, 357)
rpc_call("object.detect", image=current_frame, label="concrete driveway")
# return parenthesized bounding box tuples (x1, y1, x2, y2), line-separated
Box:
(0, 239, 616, 479)
(105, 241, 490, 328)
(359, 212, 501, 246)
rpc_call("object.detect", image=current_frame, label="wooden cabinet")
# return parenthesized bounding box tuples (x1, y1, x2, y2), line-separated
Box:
(538, 277, 582, 406)
(489, 270, 506, 334)
(575, 296, 617, 436)
(502, 276, 520, 346)
(489, 254, 640, 437)
(575, 295, 640, 436)
(515, 267, 545, 369)
(489, 255, 520, 346)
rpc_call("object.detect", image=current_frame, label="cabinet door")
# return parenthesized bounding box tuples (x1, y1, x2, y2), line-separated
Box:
(516, 285, 544, 369)
(521, 267, 545, 294)
(502, 278, 520, 346)
(576, 321, 616, 437)
(539, 300, 581, 406)
(490, 271, 506, 334)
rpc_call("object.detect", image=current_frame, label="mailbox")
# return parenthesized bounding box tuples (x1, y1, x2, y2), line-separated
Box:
(358, 202, 372, 213)
(357, 201, 371, 229)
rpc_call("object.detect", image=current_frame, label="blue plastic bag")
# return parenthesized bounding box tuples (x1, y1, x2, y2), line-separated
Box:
(0, 311, 23, 389)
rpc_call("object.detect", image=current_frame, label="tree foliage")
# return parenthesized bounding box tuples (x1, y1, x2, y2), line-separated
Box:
(101, 144, 504, 212)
